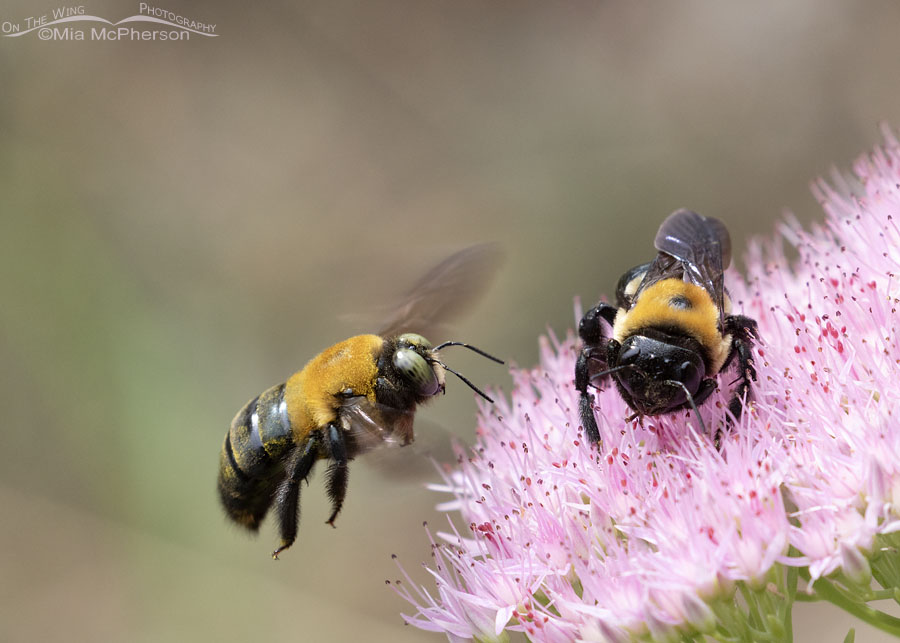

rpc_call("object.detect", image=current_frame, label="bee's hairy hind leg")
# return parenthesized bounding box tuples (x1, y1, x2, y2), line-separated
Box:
(717, 315, 759, 450)
(272, 434, 320, 559)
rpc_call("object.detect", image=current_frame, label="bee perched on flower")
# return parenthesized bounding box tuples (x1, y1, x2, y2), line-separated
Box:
(575, 209, 758, 447)
(392, 129, 900, 642)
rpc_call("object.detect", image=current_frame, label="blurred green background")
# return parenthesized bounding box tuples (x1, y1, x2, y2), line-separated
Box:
(2, 1, 900, 641)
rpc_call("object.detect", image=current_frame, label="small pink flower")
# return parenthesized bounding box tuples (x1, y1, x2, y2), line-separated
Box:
(395, 127, 900, 640)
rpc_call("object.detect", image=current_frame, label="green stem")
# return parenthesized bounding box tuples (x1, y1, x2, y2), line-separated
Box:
(865, 588, 897, 601)
(794, 592, 820, 603)
(812, 578, 900, 637)
(783, 564, 798, 642)
(710, 598, 746, 642)
(871, 551, 900, 593)
(739, 586, 786, 643)
(710, 628, 740, 643)
(756, 582, 788, 643)
(739, 584, 765, 631)
(872, 534, 900, 589)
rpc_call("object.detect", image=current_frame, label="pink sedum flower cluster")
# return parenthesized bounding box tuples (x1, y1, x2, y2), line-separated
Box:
(393, 129, 900, 641)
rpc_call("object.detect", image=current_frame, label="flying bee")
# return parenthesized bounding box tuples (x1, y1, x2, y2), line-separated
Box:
(575, 209, 758, 447)
(217, 245, 504, 559)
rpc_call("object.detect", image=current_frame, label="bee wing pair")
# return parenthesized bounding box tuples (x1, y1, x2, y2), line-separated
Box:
(635, 209, 732, 326)
(377, 243, 502, 340)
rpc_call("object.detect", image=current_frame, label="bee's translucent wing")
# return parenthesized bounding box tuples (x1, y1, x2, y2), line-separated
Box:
(360, 415, 463, 481)
(654, 208, 731, 271)
(338, 396, 461, 477)
(636, 209, 731, 326)
(339, 395, 415, 455)
(377, 243, 502, 340)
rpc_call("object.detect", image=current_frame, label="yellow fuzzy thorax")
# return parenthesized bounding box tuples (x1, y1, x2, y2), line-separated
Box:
(284, 334, 383, 441)
(613, 279, 731, 373)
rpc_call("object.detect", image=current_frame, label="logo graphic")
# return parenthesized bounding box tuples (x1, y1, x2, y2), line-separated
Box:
(2, 3, 217, 41)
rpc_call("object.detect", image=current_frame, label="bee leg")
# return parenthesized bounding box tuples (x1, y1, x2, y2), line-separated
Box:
(324, 423, 349, 527)
(575, 348, 601, 444)
(576, 303, 617, 445)
(272, 435, 321, 560)
(579, 302, 618, 345)
(722, 315, 758, 423)
(685, 378, 719, 447)
(716, 315, 759, 449)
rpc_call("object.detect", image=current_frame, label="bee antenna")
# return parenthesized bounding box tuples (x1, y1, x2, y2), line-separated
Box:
(590, 364, 636, 381)
(433, 341, 505, 365)
(430, 359, 495, 404)
(662, 379, 707, 437)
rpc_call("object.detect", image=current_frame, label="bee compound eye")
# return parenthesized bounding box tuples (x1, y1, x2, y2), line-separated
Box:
(676, 359, 704, 391)
(393, 348, 441, 396)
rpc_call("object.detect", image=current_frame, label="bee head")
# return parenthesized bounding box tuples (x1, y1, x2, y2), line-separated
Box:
(614, 334, 706, 415)
(393, 333, 445, 397)
(391, 335, 504, 403)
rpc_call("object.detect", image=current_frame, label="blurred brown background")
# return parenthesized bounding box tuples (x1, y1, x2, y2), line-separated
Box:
(2, 1, 899, 641)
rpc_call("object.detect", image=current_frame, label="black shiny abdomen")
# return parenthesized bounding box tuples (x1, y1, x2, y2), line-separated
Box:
(217, 383, 296, 529)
